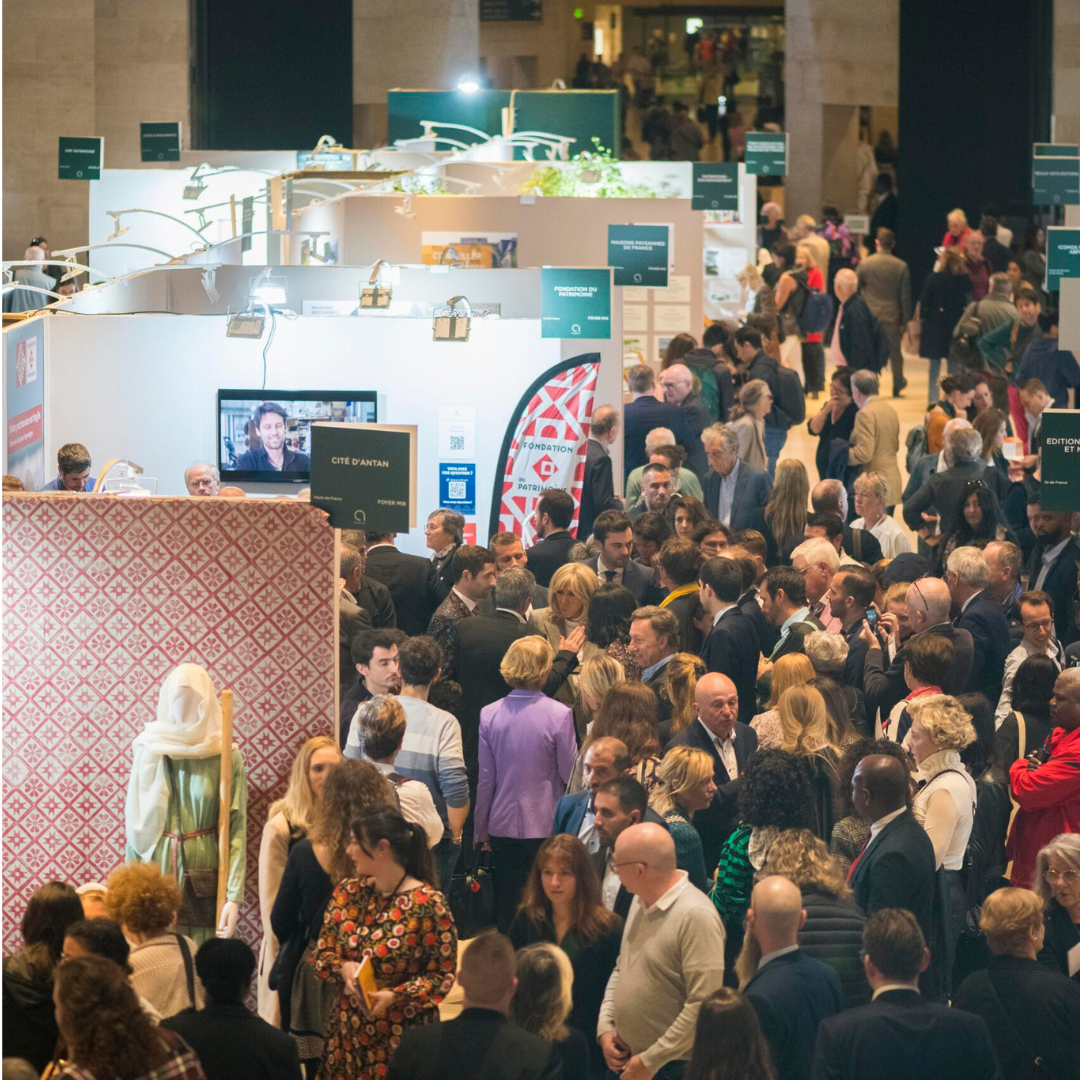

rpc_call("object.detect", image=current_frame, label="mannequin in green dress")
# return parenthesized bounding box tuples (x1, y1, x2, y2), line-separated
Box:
(125, 663, 248, 943)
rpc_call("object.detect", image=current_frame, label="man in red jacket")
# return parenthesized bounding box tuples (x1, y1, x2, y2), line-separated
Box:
(1007, 667, 1080, 886)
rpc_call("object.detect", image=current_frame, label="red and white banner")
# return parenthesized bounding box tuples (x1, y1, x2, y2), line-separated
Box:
(497, 359, 599, 546)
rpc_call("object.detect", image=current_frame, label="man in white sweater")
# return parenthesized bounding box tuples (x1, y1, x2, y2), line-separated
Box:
(597, 823, 726, 1079)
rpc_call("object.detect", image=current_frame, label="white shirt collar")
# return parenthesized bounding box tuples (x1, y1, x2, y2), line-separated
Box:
(758, 944, 800, 970)
(643, 871, 690, 914)
(597, 555, 622, 579)
(872, 983, 919, 1000)
(453, 586, 477, 612)
(780, 605, 811, 633)
(367, 541, 395, 551)
(869, 806, 906, 841)
(712, 602, 737, 626)
(698, 717, 736, 750)
(1041, 537, 1071, 566)
(434, 543, 456, 560)
(960, 589, 983, 614)
(721, 458, 741, 484)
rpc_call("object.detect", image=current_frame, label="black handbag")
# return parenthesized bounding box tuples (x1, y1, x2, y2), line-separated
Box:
(165, 756, 219, 929)
(448, 845, 495, 939)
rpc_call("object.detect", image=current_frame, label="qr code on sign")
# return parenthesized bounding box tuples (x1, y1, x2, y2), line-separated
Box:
(449, 435, 465, 451)
(448, 482, 467, 500)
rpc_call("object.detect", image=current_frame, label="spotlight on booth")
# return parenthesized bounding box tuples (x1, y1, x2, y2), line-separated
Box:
(433, 296, 472, 342)
(250, 270, 287, 308)
(457, 76, 481, 94)
(183, 166, 208, 200)
(226, 308, 266, 339)
(360, 260, 393, 309)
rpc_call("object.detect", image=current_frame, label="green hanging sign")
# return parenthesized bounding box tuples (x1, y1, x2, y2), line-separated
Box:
(744, 132, 787, 176)
(1032, 155, 1080, 206)
(608, 225, 670, 288)
(140, 122, 181, 162)
(1034, 143, 1079, 157)
(58, 136, 103, 181)
(541, 267, 611, 339)
(1046, 228, 1080, 289)
(1038, 410, 1080, 511)
(692, 162, 739, 211)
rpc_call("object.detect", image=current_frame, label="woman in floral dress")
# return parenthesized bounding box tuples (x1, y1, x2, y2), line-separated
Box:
(312, 805, 457, 1079)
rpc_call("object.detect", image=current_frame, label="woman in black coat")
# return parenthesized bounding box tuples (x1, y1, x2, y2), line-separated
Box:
(807, 369, 858, 483)
(1034, 833, 1080, 986)
(759, 829, 869, 1008)
(917, 247, 972, 398)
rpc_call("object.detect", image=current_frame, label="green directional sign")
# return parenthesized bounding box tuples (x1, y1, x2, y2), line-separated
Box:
(541, 267, 611, 339)
(1038, 410, 1080, 511)
(58, 136, 102, 180)
(140, 122, 181, 162)
(745, 132, 787, 176)
(692, 162, 739, 211)
(1034, 143, 1079, 157)
(1046, 228, 1080, 289)
(608, 225, 670, 288)
(1033, 155, 1080, 206)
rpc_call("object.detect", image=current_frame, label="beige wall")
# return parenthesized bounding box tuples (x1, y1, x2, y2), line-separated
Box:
(2, 0, 189, 261)
(480, 0, 583, 90)
(1055, 0, 1080, 147)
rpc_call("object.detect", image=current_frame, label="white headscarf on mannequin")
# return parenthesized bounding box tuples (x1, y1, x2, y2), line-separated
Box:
(125, 664, 223, 860)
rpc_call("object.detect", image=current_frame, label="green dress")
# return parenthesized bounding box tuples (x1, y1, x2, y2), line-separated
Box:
(126, 749, 248, 943)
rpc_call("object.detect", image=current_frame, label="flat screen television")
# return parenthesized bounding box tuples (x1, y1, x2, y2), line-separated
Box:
(217, 389, 378, 483)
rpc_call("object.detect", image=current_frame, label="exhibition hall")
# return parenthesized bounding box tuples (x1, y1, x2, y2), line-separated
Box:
(3, 2, 1080, 1079)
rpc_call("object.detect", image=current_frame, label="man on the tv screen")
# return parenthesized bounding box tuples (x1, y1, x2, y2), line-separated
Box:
(233, 401, 311, 473)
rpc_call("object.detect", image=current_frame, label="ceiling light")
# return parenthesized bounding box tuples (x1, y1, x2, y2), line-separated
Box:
(457, 77, 481, 93)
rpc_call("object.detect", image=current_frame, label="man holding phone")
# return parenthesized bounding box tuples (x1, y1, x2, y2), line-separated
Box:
(827, 566, 877, 692)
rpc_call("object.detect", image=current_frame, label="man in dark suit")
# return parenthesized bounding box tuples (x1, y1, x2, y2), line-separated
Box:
(902, 426, 991, 538)
(848, 754, 939, 997)
(161, 939, 301, 1080)
(340, 629, 405, 750)
(551, 736, 630, 843)
(831, 268, 882, 371)
(364, 532, 436, 637)
(339, 546, 373, 699)
(868, 172, 898, 245)
(811, 909, 1000, 1080)
(724, 547, 776, 657)
(1027, 502, 1080, 647)
(578, 404, 620, 540)
(946, 545, 1010, 704)
(624, 363, 694, 479)
(659, 363, 710, 477)
(481, 531, 548, 613)
(427, 545, 497, 673)
(760, 565, 820, 662)
(701, 424, 772, 533)
(667, 671, 758, 876)
(825, 564, 876, 692)
(698, 556, 758, 724)
(628, 605, 681, 728)
(524, 487, 578, 588)
(424, 508, 464, 605)
(587, 509, 657, 604)
(452, 568, 579, 797)
(388, 932, 560, 1080)
(340, 530, 397, 628)
(743, 877, 843, 1080)
(655, 538, 705, 654)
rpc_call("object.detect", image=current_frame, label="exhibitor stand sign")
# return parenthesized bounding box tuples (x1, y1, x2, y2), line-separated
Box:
(1032, 155, 1080, 206)
(310, 422, 417, 531)
(1038, 410, 1080, 511)
(58, 136, 103, 180)
(541, 267, 611, 339)
(745, 132, 787, 175)
(692, 162, 739, 211)
(140, 122, 181, 162)
(1046, 228, 1080, 290)
(607, 225, 670, 288)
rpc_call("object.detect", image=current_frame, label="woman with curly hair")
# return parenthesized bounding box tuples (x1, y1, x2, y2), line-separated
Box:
(764, 459, 810, 552)
(51, 955, 206, 1080)
(758, 829, 868, 1007)
(710, 749, 815, 971)
(105, 863, 205, 1018)
(508, 835, 621, 1078)
(258, 735, 341, 1023)
(272, 759, 393, 1069)
(312, 806, 457, 1080)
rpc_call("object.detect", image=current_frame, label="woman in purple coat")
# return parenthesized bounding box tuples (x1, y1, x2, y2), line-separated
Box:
(475, 636, 578, 932)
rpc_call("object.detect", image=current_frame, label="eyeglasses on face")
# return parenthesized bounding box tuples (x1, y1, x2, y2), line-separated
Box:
(1044, 868, 1078, 884)
(612, 860, 647, 872)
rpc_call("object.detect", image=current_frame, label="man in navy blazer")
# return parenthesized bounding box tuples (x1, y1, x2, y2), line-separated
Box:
(586, 509, 657, 604)
(667, 671, 757, 876)
(1027, 503, 1080, 647)
(577, 406, 621, 541)
(743, 877, 843, 1080)
(946, 545, 1010, 704)
(524, 488, 578, 588)
(701, 424, 773, 533)
(848, 753, 939, 997)
(811, 909, 1001, 1080)
(624, 364, 695, 479)
(550, 737, 630, 845)
(697, 556, 758, 724)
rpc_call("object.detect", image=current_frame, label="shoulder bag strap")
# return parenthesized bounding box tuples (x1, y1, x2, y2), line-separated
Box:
(174, 931, 197, 1009)
(1014, 710, 1027, 762)
(983, 972, 1061, 1079)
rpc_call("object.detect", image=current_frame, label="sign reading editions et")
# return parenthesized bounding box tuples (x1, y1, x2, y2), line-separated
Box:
(1039, 410, 1080, 510)
(310, 422, 417, 531)
(745, 132, 787, 175)
(607, 225, 670, 288)
(58, 136, 103, 180)
(1032, 155, 1080, 206)
(692, 163, 739, 211)
(140, 122, 181, 162)
(1046, 228, 1080, 289)
(541, 267, 611, 339)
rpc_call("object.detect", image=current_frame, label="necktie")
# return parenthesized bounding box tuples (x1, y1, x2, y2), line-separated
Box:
(846, 834, 870, 882)
(604, 570, 616, 582)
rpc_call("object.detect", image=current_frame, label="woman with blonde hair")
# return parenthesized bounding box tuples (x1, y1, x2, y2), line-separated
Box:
(477, 636, 578, 931)
(728, 379, 771, 473)
(257, 735, 341, 1023)
(750, 653, 815, 749)
(649, 747, 716, 891)
(531, 562, 602, 703)
(758, 829, 868, 1007)
(777, 685, 840, 841)
(774, 242, 827, 397)
(564, 655, 627, 792)
(737, 262, 776, 322)
(661, 652, 705, 743)
(764, 459, 810, 551)
(851, 471, 909, 558)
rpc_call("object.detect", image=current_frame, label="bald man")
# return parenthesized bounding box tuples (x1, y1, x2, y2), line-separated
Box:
(578, 403, 621, 540)
(849, 753, 939, 997)
(832, 267, 884, 375)
(667, 670, 758, 876)
(659, 363, 709, 477)
(598, 823, 725, 1080)
(743, 877, 843, 1080)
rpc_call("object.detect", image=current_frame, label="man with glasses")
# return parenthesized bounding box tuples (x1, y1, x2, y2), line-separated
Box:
(598, 823, 725, 1080)
(994, 590, 1064, 728)
(1007, 668, 1080, 888)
